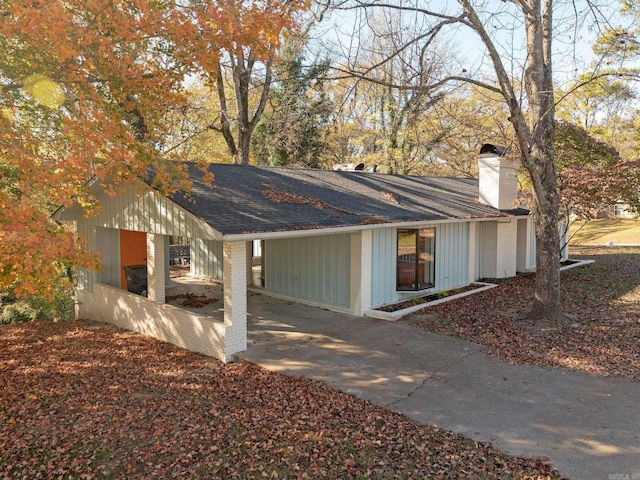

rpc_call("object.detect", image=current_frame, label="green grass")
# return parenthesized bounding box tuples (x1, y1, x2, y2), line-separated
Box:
(569, 218, 640, 246)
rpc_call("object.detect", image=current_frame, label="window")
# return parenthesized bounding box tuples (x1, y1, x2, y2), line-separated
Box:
(396, 228, 435, 291)
(613, 204, 625, 217)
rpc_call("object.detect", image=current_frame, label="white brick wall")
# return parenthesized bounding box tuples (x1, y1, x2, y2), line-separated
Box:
(349, 230, 372, 316)
(478, 155, 518, 210)
(146, 233, 166, 303)
(75, 240, 251, 364)
(75, 284, 230, 362)
(223, 241, 247, 360)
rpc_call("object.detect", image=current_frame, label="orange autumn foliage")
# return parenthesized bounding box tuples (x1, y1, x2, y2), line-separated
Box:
(0, 0, 306, 298)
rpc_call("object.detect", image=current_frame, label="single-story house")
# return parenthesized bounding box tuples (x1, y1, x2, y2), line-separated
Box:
(597, 203, 639, 219)
(55, 146, 536, 362)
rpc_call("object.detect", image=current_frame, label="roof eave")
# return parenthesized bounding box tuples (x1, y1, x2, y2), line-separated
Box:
(223, 214, 509, 241)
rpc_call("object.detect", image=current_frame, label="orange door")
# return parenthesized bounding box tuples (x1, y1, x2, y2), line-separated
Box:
(120, 230, 147, 289)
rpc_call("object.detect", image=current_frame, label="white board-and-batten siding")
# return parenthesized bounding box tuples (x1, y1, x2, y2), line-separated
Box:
(76, 185, 220, 241)
(370, 222, 471, 308)
(95, 227, 121, 288)
(72, 185, 221, 290)
(191, 238, 224, 281)
(264, 234, 351, 308)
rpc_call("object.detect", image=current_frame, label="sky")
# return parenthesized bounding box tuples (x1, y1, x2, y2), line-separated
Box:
(312, 0, 626, 87)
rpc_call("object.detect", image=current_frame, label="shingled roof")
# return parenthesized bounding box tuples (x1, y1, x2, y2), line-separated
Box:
(158, 163, 513, 236)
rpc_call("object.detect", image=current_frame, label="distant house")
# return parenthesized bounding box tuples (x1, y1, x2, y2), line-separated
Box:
(597, 203, 639, 219)
(55, 146, 535, 363)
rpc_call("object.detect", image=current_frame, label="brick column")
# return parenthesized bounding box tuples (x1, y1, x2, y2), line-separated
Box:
(223, 240, 247, 361)
(350, 230, 372, 316)
(147, 233, 166, 303)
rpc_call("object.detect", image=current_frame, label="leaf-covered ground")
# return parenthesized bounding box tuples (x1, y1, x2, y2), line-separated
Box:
(0, 321, 562, 479)
(405, 246, 640, 382)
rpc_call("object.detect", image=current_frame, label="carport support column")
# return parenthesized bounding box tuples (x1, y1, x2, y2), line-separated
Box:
(350, 230, 372, 316)
(147, 233, 166, 303)
(223, 240, 248, 362)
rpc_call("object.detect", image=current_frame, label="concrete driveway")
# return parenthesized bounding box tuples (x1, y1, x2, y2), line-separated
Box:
(238, 294, 640, 480)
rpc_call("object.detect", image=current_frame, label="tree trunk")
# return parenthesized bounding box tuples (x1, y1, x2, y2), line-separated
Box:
(215, 51, 273, 165)
(459, 0, 567, 328)
(234, 130, 252, 165)
(214, 59, 238, 159)
(527, 152, 568, 328)
(520, 0, 568, 328)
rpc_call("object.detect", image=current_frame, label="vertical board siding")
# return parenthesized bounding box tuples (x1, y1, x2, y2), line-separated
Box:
(96, 227, 121, 287)
(529, 219, 537, 268)
(265, 234, 351, 307)
(468, 222, 480, 282)
(435, 223, 469, 291)
(91, 185, 219, 240)
(559, 222, 569, 262)
(164, 236, 171, 285)
(191, 238, 223, 281)
(480, 222, 498, 279)
(370, 223, 471, 307)
(75, 185, 222, 291)
(370, 227, 397, 307)
(77, 218, 96, 290)
(516, 219, 528, 272)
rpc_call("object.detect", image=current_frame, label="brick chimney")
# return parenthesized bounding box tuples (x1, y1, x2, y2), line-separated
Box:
(478, 144, 518, 210)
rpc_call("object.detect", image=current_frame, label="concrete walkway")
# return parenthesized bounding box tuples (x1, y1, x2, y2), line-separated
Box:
(237, 295, 640, 480)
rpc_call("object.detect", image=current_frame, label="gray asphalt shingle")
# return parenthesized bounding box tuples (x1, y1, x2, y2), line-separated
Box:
(160, 163, 510, 236)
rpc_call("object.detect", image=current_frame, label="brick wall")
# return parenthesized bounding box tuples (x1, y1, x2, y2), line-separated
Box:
(76, 284, 231, 362)
(147, 233, 166, 303)
(349, 230, 372, 316)
(478, 155, 518, 210)
(223, 241, 247, 358)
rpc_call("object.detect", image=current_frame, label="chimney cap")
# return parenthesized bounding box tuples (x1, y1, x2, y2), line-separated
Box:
(480, 143, 511, 157)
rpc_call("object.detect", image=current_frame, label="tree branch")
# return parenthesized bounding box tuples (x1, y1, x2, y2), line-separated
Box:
(249, 55, 274, 131)
(328, 65, 503, 95)
(342, 1, 466, 23)
(214, 58, 237, 155)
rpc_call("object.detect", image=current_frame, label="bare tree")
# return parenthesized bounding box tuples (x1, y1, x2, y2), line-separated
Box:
(212, 51, 274, 165)
(323, 6, 453, 173)
(461, 0, 564, 326)
(426, 86, 516, 177)
(174, 0, 316, 165)
(325, 0, 611, 327)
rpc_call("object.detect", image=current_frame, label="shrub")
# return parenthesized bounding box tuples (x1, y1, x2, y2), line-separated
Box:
(0, 286, 74, 325)
(0, 302, 39, 324)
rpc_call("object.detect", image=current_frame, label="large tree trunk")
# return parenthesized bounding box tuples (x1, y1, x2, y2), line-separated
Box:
(527, 150, 567, 327)
(520, 0, 568, 328)
(460, 0, 567, 328)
